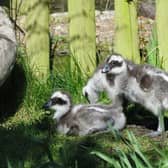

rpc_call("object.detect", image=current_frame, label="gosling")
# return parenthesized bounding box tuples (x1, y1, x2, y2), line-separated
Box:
(43, 91, 126, 136)
(101, 53, 168, 136)
(82, 63, 124, 106)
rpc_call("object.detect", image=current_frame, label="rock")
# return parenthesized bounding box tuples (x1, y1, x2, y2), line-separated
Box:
(139, 0, 155, 19)
(17, 9, 154, 56)
(0, 7, 16, 86)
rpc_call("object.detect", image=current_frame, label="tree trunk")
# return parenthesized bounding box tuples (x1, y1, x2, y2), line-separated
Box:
(68, 0, 96, 75)
(114, 0, 140, 63)
(25, 0, 50, 77)
(156, 0, 168, 70)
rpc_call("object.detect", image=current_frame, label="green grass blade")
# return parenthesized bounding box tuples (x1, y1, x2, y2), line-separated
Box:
(91, 151, 114, 165)
(127, 131, 153, 168)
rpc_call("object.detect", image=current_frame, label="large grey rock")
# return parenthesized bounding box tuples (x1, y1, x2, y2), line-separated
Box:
(139, 0, 155, 19)
(0, 7, 16, 86)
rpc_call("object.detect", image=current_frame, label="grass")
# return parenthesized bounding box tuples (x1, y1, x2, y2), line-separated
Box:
(146, 23, 160, 68)
(0, 45, 168, 168)
(91, 131, 168, 168)
(0, 47, 95, 167)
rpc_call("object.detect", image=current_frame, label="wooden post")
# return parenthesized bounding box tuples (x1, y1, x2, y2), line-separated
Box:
(114, 0, 140, 63)
(68, 0, 96, 75)
(25, 0, 50, 77)
(156, 0, 168, 70)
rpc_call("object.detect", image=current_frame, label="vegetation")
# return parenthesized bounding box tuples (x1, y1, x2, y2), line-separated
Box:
(0, 45, 167, 168)
(146, 24, 160, 67)
(1, 0, 168, 167)
(92, 131, 168, 168)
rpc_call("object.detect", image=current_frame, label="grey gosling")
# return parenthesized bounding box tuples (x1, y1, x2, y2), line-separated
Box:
(101, 53, 168, 136)
(43, 91, 126, 136)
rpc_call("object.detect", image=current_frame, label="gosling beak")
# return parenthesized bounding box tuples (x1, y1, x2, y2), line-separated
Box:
(102, 64, 110, 73)
(42, 100, 52, 110)
(84, 91, 90, 103)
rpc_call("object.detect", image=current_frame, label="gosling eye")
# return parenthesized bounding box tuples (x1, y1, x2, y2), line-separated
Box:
(112, 61, 116, 65)
(51, 97, 67, 105)
(110, 61, 122, 67)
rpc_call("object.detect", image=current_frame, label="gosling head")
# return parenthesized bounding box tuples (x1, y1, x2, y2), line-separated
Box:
(43, 91, 72, 120)
(102, 54, 127, 75)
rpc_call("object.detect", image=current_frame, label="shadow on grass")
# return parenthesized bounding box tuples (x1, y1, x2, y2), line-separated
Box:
(0, 62, 26, 122)
(0, 124, 47, 167)
(0, 117, 59, 168)
(59, 137, 101, 168)
(125, 103, 168, 131)
(0, 116, 101, 168)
